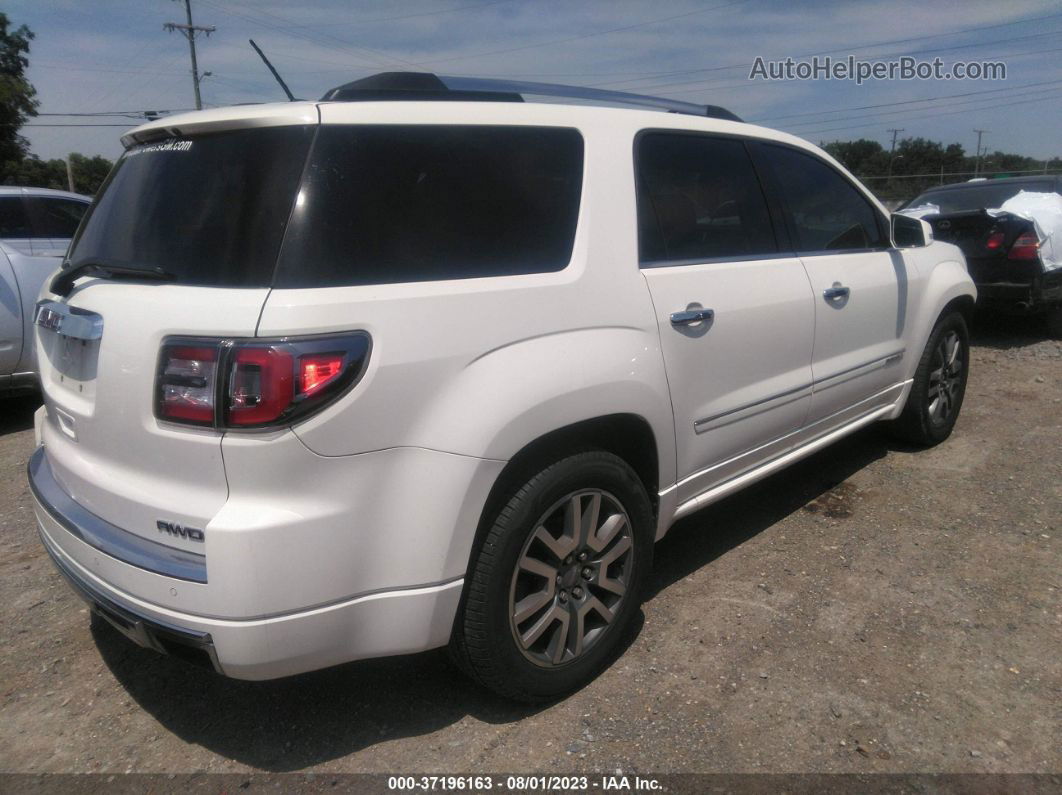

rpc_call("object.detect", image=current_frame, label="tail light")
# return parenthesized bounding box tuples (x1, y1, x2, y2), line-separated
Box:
(156, 332, 370, 430)
(985, 230, 1005, 251)
(1008, 231, 1041, 261)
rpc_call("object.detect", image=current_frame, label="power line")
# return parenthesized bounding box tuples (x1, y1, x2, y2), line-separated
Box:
(596, 28, 1062, 94)
(750, 77, 1062, 124)
(286, 0, 514, 28)
(796, 88, 1062, 137)
(196, 0, 417, 71)
(408, 0, 751, 66)
(779, 82, 1062, 130)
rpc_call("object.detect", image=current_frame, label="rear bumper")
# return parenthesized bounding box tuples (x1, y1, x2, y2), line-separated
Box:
(972, 268, 1062, 311)
(30, 441, 483, 680)
(42, 536, 223, 673)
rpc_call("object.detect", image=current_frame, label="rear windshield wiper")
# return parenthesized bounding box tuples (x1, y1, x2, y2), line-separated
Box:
(51, 261, 176, 297)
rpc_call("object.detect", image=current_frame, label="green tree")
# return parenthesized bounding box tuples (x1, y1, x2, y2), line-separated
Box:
(69, 153, 113, 194)
(0, 12, 37, 169)
(822, 139, 887, 177)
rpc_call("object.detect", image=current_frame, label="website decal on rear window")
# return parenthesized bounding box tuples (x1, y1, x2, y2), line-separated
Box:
(126, 139, 194, 157)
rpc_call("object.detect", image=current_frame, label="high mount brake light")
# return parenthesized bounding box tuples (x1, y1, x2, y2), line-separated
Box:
(1008, 231, 1041, 261)
(155, 333, 370, 430)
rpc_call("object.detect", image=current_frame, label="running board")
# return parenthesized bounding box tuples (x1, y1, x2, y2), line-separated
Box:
(671, 404, 893, 522)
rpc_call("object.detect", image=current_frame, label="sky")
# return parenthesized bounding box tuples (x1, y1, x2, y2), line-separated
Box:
(9, 0, 1062, 166)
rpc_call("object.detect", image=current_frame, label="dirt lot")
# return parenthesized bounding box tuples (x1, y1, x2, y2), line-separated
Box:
(1, 317, 1059, 776)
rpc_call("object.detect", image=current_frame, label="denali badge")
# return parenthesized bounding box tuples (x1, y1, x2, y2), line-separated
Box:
(157, 520, 205, 542)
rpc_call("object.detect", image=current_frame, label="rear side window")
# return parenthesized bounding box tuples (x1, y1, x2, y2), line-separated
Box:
(637, 133, 777, 264)
(69, 126, 315, 287)
(0, 197, 32, 238)
(763, 144, 885, 252)
(26, 197, 88, 238)
(274, 125, 584, 288)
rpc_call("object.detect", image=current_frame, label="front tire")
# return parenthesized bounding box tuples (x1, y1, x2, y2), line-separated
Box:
(451, 451, 653, 702)
(887, 311, 970, 446)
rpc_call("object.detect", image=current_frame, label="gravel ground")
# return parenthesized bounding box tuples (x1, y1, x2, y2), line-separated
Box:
(1, 316, 1059, 776)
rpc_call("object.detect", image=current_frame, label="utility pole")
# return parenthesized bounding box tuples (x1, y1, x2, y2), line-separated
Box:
(164, 0, 215, 110)
(65, 155, 75, 193)
(886, 128, 904, 179)
(973, 129, 987, 177)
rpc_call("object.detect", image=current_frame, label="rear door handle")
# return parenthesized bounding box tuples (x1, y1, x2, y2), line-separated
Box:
(670, 307, 715, 326)
(823, 285, 850, 302)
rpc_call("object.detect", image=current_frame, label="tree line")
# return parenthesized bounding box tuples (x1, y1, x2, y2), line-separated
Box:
(822, 137, 1062, 203)
(0, 12, 113, 194)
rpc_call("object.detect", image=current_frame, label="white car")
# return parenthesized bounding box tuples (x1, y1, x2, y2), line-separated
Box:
(28, 74, 975, 700)
(0, 187, 91, 396)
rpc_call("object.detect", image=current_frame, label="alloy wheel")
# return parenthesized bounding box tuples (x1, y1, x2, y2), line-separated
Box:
(928, 329, 963, 424)
(508, 490, 634, 667)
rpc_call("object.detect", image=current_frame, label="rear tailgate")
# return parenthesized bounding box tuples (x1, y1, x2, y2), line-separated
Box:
(36, 283, 269, 555)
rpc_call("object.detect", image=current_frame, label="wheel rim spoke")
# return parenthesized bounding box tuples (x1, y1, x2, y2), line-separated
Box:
(513, 589, 553, 624)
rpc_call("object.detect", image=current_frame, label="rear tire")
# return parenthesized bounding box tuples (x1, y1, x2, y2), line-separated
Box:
(887, 311, 970, 446)
(451, 451, 652, 702)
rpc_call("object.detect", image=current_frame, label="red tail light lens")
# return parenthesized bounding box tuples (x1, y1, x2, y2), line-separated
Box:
(985, 230, 1005, 251)
(157, 344, 219, 426)
(1008, 232, 1040, 261)
(227, 346, 294, 426)
(156, 333, 370, 430)
(299, 353, 345, 396)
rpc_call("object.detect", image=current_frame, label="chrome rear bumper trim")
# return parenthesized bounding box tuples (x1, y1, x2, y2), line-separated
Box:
(28, 446, 208, 583)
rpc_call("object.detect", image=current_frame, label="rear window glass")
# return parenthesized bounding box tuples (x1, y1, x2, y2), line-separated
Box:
(907, 182, 1056, 213)
(68, 126, 314, 287)
(273, 125, 584, 288)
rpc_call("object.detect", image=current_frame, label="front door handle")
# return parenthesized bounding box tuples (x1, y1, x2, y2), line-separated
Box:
(823, 284, 851, 302)
(670, 307, 715, 326)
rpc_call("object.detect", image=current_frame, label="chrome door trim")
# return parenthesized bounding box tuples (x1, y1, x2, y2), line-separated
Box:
(813, 349, 904, 393)
(693, 381, 813, 433)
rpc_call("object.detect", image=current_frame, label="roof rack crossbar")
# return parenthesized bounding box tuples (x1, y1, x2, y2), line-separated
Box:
(320, 72, 742, 122)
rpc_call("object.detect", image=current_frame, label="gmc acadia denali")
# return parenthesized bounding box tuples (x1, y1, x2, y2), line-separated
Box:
(28, 73, 975, 700)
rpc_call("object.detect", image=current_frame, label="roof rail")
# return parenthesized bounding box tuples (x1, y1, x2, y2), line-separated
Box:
(320, 72, 743, 122)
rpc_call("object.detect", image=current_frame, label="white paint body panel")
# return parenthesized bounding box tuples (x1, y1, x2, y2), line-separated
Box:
(30, 99, 975, 680)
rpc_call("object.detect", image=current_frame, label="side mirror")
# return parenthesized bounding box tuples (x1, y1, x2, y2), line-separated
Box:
(892, 213, 933, 248)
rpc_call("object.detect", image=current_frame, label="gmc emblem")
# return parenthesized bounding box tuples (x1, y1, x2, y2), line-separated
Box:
(157, 520, 205, 542)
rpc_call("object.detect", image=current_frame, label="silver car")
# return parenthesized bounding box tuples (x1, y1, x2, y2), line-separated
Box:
(0, 187, 91, 396)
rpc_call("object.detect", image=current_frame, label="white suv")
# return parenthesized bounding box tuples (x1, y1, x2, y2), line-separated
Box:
(29, 73, 975, 700)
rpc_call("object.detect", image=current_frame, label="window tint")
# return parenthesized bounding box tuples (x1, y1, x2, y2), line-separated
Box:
(0, 197, 32, 238)
(274, 125, 584, 288)
(70, 126, 315, 287)
(763, 144, 884, 252)
(637, 133, 777, 264)
(27, 197, 89, 238)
